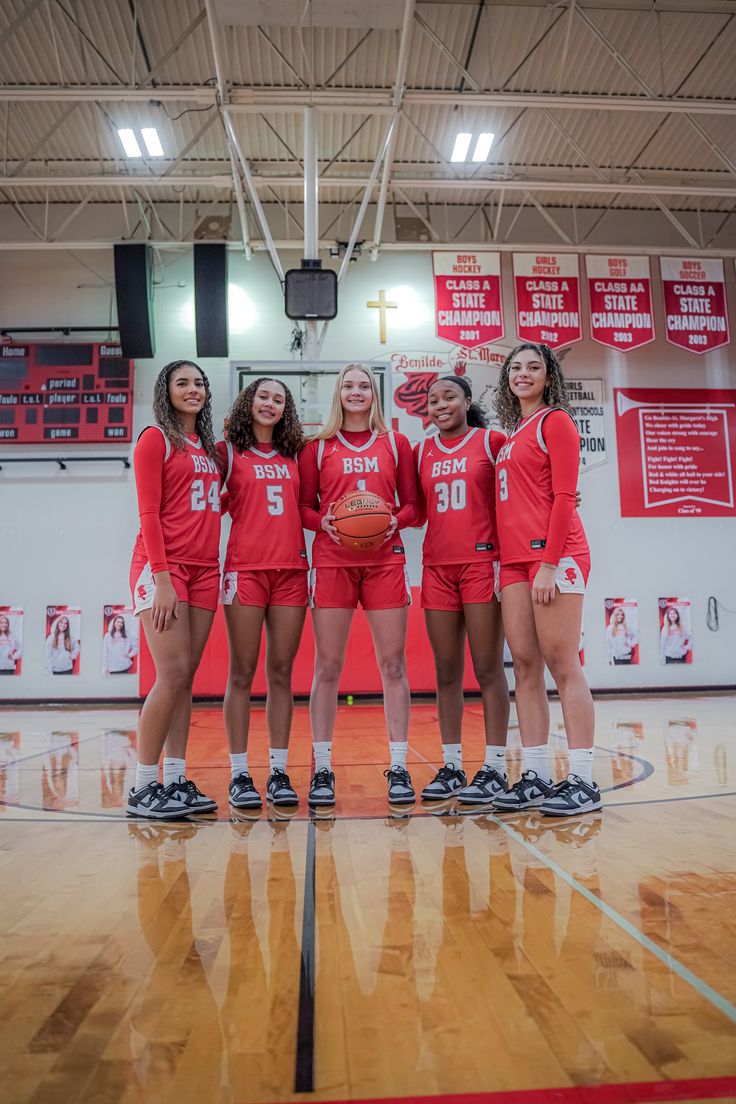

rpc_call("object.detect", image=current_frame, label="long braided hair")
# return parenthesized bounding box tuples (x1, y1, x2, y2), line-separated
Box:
(151, 359, 218, 461)
(493, 342, 572, 432)
(225, 377, 305, 458)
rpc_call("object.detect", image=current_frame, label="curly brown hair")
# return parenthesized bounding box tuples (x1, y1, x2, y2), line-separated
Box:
(152, 360, 218, 461)
(225, 377, 305, 458)
(493, 342, 572, 432)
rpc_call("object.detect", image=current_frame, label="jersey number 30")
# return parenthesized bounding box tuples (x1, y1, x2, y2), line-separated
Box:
(191, 480, 220, 512)
(434, 480, 466, 513)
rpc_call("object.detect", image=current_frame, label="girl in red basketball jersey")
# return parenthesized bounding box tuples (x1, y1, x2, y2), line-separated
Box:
(216, 378, 307, 811)
(492, 343, 601, 817)
(299, 363, 420, 807)
(415, 376, 510, 804)
(128, 360, 222, 820)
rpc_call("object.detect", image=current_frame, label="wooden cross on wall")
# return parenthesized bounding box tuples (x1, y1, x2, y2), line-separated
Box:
(366, 289, 397, 344)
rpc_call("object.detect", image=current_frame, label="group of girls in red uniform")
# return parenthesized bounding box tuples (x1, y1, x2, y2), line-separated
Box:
(128, 348, 601, 821)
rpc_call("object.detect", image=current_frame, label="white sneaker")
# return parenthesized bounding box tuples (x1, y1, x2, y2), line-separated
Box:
(126, 781, 190, 820)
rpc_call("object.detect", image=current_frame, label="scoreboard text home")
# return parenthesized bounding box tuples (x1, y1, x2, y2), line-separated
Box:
(0, 344, 134, 444)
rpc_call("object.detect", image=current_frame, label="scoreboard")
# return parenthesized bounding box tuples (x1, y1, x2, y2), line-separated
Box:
(0, 343, 134, 444)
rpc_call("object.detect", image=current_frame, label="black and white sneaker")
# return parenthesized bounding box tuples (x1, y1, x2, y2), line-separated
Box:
(492, 770, 554, 812)
(308, 768, 336, 807)
(540, 774, 602, 817)
(126, 781, 190, 820)
(229, 772, 262, 809)
(163, 776, 218, 813)
(385, 765, 416, 805)
(266, 769, 299, 807)
(421, 764, 467, 801)
(457, 766, 508, 804)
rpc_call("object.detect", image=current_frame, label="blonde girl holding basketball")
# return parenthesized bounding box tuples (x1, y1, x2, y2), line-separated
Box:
(298, 364, 420, 807)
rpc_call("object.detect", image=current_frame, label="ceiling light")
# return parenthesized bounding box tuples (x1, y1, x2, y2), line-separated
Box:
(472, 132, 494, 162)
(141, 128, 164, 157)
(118, 128, 142, 158)
(450, 132, 472, 163)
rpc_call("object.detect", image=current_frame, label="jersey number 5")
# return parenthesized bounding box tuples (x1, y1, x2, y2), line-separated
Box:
(267, 485, 284, 516)
(191, 479, 220, 512)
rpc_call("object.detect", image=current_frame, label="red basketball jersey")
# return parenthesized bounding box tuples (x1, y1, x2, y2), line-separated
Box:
(133, 426, 221, 567)
(218, 441, 307, 571)
(305, 430, 407, 566)
(495, 406, 588, 564)
(416, 428, 505, 565)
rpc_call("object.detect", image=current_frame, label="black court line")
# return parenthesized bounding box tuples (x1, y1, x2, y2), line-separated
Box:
(294, 815, 317, 1094)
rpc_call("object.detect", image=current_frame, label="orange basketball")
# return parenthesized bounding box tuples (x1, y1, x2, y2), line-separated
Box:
(331, 490, 392, 551)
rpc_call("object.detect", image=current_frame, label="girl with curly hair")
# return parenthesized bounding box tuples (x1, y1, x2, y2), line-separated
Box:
(216, 377, 307, 810)
(128, 360, 222, 821)
(298, 364, 420, 809)
(491, 343, 601, 818)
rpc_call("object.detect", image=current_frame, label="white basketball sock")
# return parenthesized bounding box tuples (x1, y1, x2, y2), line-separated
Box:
(483, 746, 507, 774)
(163, 757, 186, 787)
(135, 762, 159, 791)
(390, 741, 408, 769)
(442, 742, 463, 770)
(230, 752, 248, 779)
(270, 747, 288, 773)
(568, 747, 594, 785)
(522, 744, 552, 784)
(313, 742, 332, 772)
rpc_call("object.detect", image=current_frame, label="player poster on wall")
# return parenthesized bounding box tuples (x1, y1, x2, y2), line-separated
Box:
(605, 598, 639, 665)
(659, 597, 693, 665)
(0, 607, 23, 676)
(102, 605, 139, 676)
(44, 605, 81, 675)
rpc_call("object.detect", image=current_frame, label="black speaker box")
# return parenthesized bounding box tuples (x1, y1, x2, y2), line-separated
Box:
(194, 243, 229, 357)
(113, 243, 155, 359)
(285, 268, 338, 320)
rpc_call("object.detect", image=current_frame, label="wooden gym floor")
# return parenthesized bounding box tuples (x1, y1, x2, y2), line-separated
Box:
(0, 695, 735, 1104)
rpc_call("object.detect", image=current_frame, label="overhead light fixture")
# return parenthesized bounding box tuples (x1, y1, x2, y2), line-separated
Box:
(450, 132, 472, 163)
(472, 132, 494, 162)
(118, 128, 142, 158)
(141, 128, 164, 157)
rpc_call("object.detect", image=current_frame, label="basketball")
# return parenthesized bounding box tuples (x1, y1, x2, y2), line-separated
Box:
(331, 490, 392, 551)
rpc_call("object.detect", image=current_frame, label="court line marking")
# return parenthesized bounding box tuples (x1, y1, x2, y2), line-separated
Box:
(294, 815, 316, 1094)
(489, 812, 736, 1026)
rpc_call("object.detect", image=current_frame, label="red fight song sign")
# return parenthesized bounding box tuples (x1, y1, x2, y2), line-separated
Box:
(585, 255, 655, 352)
(661, 257, 730, 355)
(513, 253, 581, 348)
(432, 251, 504, 349)
(614, 387, 736, 517)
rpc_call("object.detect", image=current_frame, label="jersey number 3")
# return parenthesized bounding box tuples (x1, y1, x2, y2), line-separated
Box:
(191, 480, 220, 512)
(498, 468, 509, 502)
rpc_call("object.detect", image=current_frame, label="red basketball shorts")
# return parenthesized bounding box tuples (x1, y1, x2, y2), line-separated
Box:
(421, 561, 500, 611)
(499, 554, 590, 595)
(220, 568, 308, 608)
(130, 557, 220, 614)
(309, 564, 411, 610)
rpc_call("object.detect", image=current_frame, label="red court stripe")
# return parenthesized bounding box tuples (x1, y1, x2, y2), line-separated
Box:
(304, 1075, 736, 1104)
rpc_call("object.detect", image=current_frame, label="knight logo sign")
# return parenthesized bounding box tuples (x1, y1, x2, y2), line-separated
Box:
(432, 251, 504, 349)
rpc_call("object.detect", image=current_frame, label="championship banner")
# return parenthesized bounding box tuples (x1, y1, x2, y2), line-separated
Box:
(513, 253, 581, 347)
(661, 257, 730, 355)
(614, 387, 736, 517)
(566, 380, 606, 470)
(432, 251, 504, 349)
(585, 255, 655, 351)
(659, 597, 693, 666)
